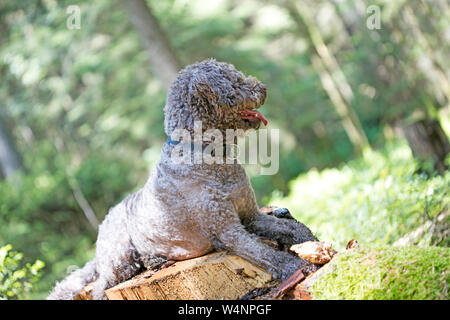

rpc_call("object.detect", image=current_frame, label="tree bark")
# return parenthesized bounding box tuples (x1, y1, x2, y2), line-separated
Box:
(122, 0, 182, 90)
(402, 118, 450, 174)
(0, 117, 22, 180)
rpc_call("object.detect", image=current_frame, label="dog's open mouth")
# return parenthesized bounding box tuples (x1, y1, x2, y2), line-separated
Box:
(239, 110, 268, 126)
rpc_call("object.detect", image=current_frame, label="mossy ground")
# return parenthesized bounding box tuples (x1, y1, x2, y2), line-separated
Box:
(309, 245, 449, 300)
(270, 142, 450, 249)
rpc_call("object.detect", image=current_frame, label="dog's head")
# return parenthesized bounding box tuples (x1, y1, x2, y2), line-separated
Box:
(164, 59, 267, 136)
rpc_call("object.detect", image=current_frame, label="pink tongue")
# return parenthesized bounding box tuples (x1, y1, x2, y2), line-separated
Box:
(240, 110, 268, 126)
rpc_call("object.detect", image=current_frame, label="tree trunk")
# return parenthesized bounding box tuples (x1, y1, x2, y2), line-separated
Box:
(402, 4, 450, 104)
(402, 118, 450, 174)
(310, 55, 369, 152)
(330, 0, 361, 38)
(0, 118, 22, 180)
(284, 0, 370, 153)
(122, 0, 182, 90)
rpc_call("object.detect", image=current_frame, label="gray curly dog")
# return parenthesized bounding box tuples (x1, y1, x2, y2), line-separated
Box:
(48, 59, 318, 300)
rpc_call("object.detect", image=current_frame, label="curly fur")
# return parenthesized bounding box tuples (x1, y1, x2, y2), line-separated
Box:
(47, 59, 318, 300)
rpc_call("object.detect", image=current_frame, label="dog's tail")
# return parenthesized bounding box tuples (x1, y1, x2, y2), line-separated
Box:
(47, 259, 98, 300)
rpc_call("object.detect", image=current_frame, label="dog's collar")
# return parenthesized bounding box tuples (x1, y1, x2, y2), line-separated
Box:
(167, 135, 184, 146)
(167, 136, 199, 151)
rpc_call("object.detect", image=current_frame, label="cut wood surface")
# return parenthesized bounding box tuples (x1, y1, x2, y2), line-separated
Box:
(76, 251, 273, 300)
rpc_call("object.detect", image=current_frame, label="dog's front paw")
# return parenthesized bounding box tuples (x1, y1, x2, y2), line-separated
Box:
(278, 257, 319, 280)
(290, 222, 319, 244)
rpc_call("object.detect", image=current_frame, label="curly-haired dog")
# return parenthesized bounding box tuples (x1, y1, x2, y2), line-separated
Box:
(48, 59, 318, 300)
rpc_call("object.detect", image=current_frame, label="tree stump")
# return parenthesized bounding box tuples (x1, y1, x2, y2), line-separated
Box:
(76, 252, 273, 300)
(402, 118, 450, 174)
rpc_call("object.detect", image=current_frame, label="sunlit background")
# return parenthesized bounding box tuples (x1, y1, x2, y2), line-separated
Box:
(0, 0, 449, 299)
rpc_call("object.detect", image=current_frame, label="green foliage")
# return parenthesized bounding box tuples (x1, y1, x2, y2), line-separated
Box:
(0, 244, 44, 300)
(270, 141, 450, 249)
(0, 144, 136, 298)
(0, 0, 449, 299)
(310, 245, 450, 300)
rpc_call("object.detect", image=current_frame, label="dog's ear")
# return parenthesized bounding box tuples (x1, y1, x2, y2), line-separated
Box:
(188, 73, 218, 107)
(187, 73, 224, 123)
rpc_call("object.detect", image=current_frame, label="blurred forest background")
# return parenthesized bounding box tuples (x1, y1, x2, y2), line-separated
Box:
(0, 0, 449, 299)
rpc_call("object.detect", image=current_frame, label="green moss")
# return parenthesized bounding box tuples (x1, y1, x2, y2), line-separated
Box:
(310, 245, 450, 300)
